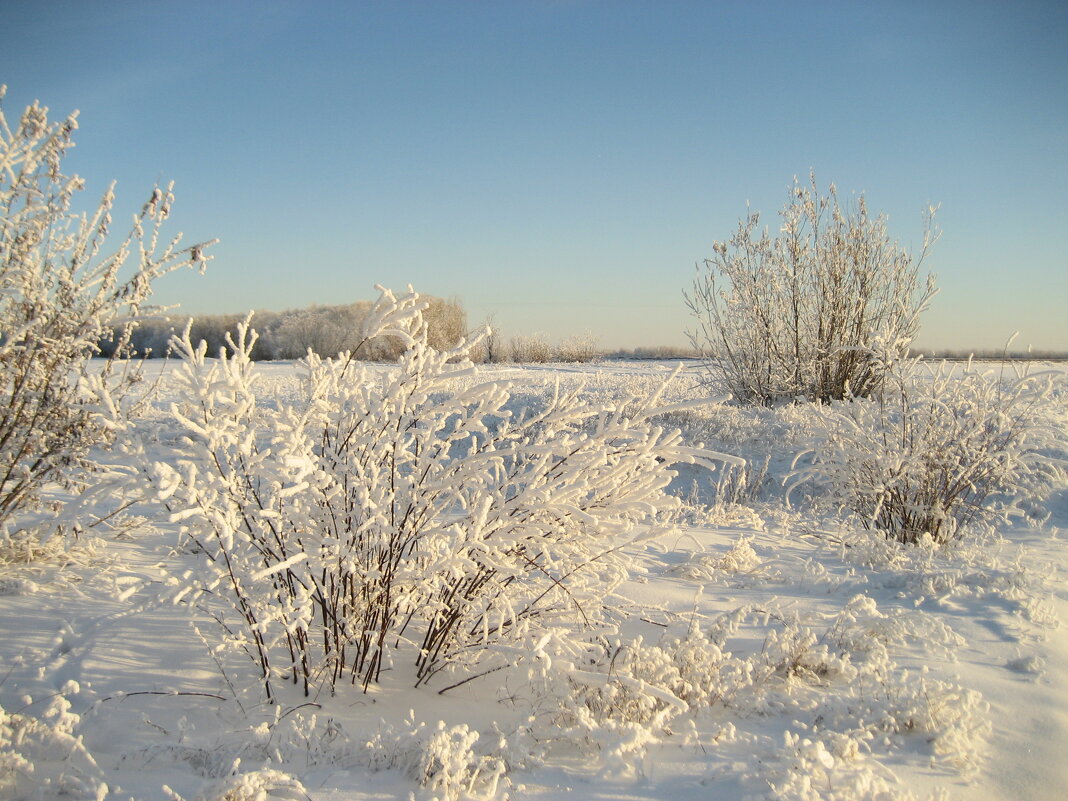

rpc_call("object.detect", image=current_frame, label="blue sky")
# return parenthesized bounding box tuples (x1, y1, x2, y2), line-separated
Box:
(2, 0, 1066, 350)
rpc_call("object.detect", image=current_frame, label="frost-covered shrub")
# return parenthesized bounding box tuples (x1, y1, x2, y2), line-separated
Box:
(421, 296, 468, 353)
(1, 683, 109, 800)
(514, 594, 983, 778)
(365, 713, 506, 801)
(833, 518, 1061, 631)
(746, 596, 987, 774)
(121, 704, 359, 797)
(521, 613, 757, 756)
(508, 332, 552, 363)
(793, 360, 1063, 544)
(0, 85, 212, 539)
(761, 730, 951, 801)
(668, 534, 764, 581)
(163, 768, 308, 801)
(555, 332, 599, 363)
(0, 523, 105, 569)
(154, 286, 725, 698)
(710, 456, 770, 506)
(687, 173, 937, 404)
(498, 632, 703, 777)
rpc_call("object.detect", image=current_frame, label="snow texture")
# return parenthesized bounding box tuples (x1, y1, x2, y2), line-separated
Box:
(2, 354, 1066, 801)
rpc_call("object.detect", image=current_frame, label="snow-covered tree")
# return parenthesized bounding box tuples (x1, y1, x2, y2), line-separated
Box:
(0, 86, 212, 538)
(687, 173, 937, 405)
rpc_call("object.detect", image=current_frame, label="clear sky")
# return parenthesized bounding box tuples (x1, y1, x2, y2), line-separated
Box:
(2, 0, 1066, 351)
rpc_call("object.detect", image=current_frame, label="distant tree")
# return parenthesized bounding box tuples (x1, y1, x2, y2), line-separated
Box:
(266, 302, 368, 359)
(482, 316, 506, 365)
(126, 317, 177, 357)
(422, 296, 467, 352)
(188, 315, 250, 359)
(510, 333, 552, 363)
(555, 332, 599, 363)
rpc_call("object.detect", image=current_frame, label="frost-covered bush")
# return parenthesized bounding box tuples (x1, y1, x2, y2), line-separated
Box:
(163, 768, 308, 801)
(555, 332, 599, 363)
(508, 332, 552, 363)
(761, 730, 952, 801)
(835, 519, 1061, 628)
(0, 85, 212, 539)
(794, 360, 1063, 544)
(469, 315, 506, 364)
(709, 456, 770, 506)
(687, 173, 937, 404)
(365, 713, 506, 801)
(1, 683, 109, 800)
(154, 286, 724, 699)
(514, 594, 984, 778)
(668, 534, 764, 580)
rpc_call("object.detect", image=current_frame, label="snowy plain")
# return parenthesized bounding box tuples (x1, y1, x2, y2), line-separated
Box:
(2, 358, 1066, 801)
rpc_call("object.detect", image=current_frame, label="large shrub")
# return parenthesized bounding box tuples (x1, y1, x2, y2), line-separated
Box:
(687, 174, 937, 405)
(154, 287, 727, 699)
(0, 86, 211, 537)
(792, 359, 1063, 545)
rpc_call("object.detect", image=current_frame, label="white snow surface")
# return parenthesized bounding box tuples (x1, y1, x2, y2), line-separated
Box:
(2, 359, 1067, 801)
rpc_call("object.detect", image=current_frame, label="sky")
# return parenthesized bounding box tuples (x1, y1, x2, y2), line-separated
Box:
(1, 0, 1066, 351)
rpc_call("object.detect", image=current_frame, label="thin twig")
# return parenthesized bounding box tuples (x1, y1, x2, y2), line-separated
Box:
(436, 663, 508, 695)
(96, 690, 226, 704)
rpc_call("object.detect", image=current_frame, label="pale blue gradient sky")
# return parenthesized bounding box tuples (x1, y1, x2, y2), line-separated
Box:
(2, 0, 1065, 350)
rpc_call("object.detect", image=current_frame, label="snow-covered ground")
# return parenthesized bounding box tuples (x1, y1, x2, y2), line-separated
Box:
(2, 359, 1066, 801)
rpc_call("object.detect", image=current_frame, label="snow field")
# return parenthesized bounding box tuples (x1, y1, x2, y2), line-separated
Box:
(1, 359, 1066, 801)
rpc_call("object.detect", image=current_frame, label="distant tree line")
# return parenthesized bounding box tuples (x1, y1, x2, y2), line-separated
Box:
(99, 296, 468, 362)
(908, 348, 1068, 362)
(98, 298, 614, 364)
(604, 345, 701, 360)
